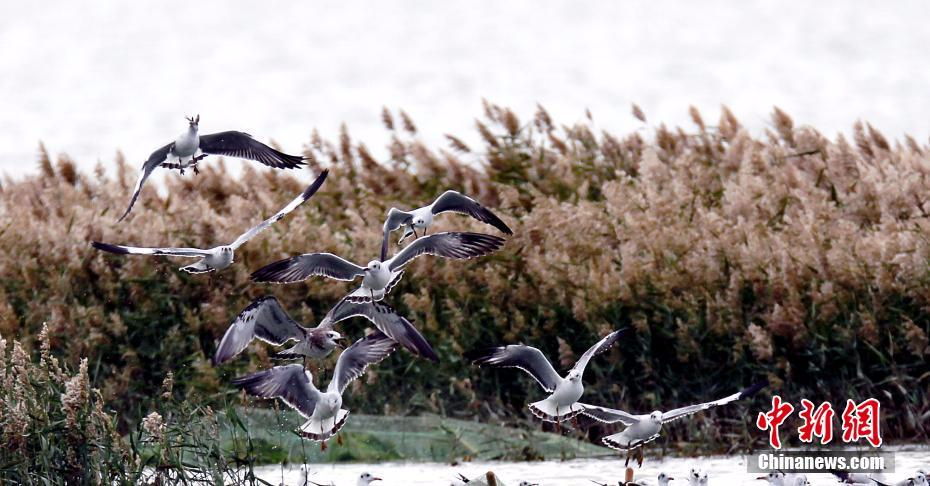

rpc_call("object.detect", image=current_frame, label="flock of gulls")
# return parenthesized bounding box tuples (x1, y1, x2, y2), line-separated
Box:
(89, 118, 918, 485)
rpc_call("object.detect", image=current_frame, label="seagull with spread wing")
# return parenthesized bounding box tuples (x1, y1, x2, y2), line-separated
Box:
(580, 380, 767, 466)
(118, 115, 311, 222)
(465, 329, 630, 423)
(94, 170, 328, 274)
(232, 330, 396, 442)
(213, 295, 438, 365)
(250, 231, 505, 303)
(380, 190, 512, 260)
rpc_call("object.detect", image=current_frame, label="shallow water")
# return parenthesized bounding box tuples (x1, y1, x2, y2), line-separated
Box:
(256, 448, 929, 485)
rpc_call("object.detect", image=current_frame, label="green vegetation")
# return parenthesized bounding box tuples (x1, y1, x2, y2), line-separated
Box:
(0, 103, 928, 479)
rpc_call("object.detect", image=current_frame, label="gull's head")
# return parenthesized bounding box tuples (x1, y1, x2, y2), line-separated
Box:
(366, 260, 382, 273)
(699, 472, 708, 485)
(325, 330, 343, 347)
(186, 114, 200, 129)
(690, 468, 701, 480)
(658, 472, 673, 485)
(566, 369, 582, 383)
(517, 482, 538, 486)
(649, 410, 663, 423)
(358, 472, 382, 485)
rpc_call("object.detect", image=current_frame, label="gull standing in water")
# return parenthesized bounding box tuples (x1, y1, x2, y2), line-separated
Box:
(380, 190, 512, 260)
(466, 329, 630, 423)
(581, 380, 766, 466)
(118, 115, 310, 221)
(307, 472, 382, 486)
(213, 295, 438, 365)
(94, 170, 327, 273)
(251, 232, 505, 302)
(757, 471, 811, 485)
(232, 330, 395, 442)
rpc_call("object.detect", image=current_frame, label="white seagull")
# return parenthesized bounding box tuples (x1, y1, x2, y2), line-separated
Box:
(119, 115, 310, 222)
(591, 471, 672, 486)
(94, 170, 328, 273)
(250, 232, 505, 302)
(380, 190, 512, 260)
(466, 328, 630, 423)
(581, 380, 766, 466)
(213, 295, 438, 365)
(232, 330, 396, 442)
(686, 468, 708, 486)
(870, 476, 929, 486)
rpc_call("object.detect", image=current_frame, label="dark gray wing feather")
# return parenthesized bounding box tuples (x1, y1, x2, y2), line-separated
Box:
(231, 364, 319, 417)
(199, 131, 306, 169)
(118, 142, 172, 222)
(387, 232, 505, 272)
(381, 208, 413, 261)
(430, 190, 513, 235)
(465, 345, 561, 393)
(250, 253, 366, 283)
(328, 330, 397, 394)
(213, 296, 307, 365)
(324, 299, 438, 362)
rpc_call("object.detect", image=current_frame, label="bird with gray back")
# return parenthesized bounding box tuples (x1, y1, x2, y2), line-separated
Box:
(213, 295, 438, 366)
(118, 115, 311, 222)
(466, 328, 630, 424)
(251, 231, 505, 303)
(94, 170, 327, 273)
(380, 190, 512, 260)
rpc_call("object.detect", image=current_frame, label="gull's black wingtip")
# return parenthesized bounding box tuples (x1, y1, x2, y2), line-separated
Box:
(91, 241, 128, 254)
(301, 169, 329, 199)
(462, 347, 498, 364)
(740, 378, 769, 398)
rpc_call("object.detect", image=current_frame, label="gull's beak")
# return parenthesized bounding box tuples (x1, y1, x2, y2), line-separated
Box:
(755, 476, 767, 480)
(372, 478, 382, 482)
(668, 478, 674, 481)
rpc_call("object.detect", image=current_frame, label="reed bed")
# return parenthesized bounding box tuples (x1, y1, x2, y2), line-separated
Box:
(0, 103, 928, 460)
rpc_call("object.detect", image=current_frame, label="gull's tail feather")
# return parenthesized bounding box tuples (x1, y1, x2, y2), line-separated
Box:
(601, 431, 661, 451)
(298, 409, 350, 442)
(180, 260, 214, 274)
(344, 286, 385, 304)
(528, 398, 584, 423)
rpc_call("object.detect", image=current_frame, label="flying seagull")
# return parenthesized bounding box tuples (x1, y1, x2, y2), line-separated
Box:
(380, 190, 512, 260)
(251, 231, 505, 303)
(581, 380, 767, 466)
(118, 115, 310, 222)
(465, 328, 630, 423)
(232, 330, 396, 442)
(213, 295, 439, 365)
(94, 170, 328, 273)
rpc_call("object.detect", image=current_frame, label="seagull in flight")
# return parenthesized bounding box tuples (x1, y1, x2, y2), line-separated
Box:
(213, 295, 438, 365)
(232, 330, 396, 442)
(581, 380, 767, 466)
(465, 328, 630, 423)
(250, 231, 505, 303)
(118, 115, 310, 222)
(380, 190, 512, 260)
(94, 170, 328, 274)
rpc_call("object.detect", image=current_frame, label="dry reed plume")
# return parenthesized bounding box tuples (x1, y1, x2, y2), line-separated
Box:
(0, 103, 927, 452)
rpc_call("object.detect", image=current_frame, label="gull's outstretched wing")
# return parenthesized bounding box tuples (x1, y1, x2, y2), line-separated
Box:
(213, 296, 307, 365)
(661, 380, 768, 424)
(430, 190, 513, 235)
(250, 253, 366, 284)
(230, 170, 329, 249)
(117, 142, 172, 222)
(380, 208, 413, 261)
(199, 131, 307, 169)
(577, 403, 644, 425)
(328, 330, 397, 394)
(571, 328, 630, 376)
(91, 241, 208, 258)
(231, 364, 320, 418)
(323, 299, 438, 362)
(387, 232, 505, 272)
(465, 344, 561, 393)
